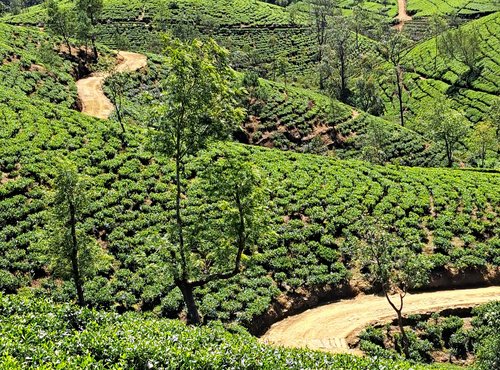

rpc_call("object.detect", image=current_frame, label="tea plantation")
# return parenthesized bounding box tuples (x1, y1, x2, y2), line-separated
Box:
(1, 85, 499, 325)
(0, 293, 464, 369)
(2, 0, 316, 75)
(107, 53, 442, 166)
(394, 11, 500, 124)
(0, 0, 499, 367)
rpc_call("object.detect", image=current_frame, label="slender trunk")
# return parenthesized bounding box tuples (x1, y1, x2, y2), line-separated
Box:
(434, 38, 438, 72)
(64, 36, 72, 56)
(396, 309, 410, 358)
(385, 292, 409, 358)
(340, 46, 347, 102)
(115, 101, 126, 146)
(395, 65, 405, 126)
(355, 27, 359, 51)
(69, 202, 85, 307)
(91, 36, 98, 62)
(178, 280, 201, 325)
(175, 137, 187, 281)
(445, 140, 453, 167)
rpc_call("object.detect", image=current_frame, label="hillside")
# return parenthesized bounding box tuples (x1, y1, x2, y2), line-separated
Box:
(1, 82, 499, 324)
(395, 11, 500, 124)
(2, 0, 316, 77)
(105, 50, 442, 166)
(0, 1, 499, 368)
(0, 22, 440, 166)
(407, 0, 498, 18)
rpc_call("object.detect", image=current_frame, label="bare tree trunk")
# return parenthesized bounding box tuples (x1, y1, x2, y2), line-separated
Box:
(445, 139, 453, 167)
(178, 280, 201, 325)
(395, 65, 405, 126)
(69, 202, 85, 307)
(91, 36, 98, 62)
(385, 292, 410, 358)
(339, 45, 347, 102)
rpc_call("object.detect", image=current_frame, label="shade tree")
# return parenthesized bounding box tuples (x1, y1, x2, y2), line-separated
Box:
(356, 219, 431, 358)
(148, 36, 253, 325)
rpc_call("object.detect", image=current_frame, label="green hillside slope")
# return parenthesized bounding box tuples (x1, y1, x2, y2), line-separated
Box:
(384, 12, 500, 124)
(109, 53, 441, 165)
(0, 23, 78, 107)
(407, 0, 499, 18)
(1, 85, 499, 325)
(3, 0, 316, 77)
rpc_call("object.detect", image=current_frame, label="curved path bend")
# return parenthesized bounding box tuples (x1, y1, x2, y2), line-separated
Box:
(260, 286, 500, 355)
(76, 51, 147, 119)
(394, 0, 412, 31)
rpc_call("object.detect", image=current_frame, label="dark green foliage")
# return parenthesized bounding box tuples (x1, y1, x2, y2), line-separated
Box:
(360, 303, 500, 366)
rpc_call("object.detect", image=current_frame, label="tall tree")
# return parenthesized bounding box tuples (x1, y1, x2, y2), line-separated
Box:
(438, 25, 482, 85)
(424, 100, 469, 167)
(75, 0, 102, 61)
(308, 0, 338, 89)
(427, 14, 447, 72)
(148, 36, 247, 324)
(106, 71, 130, 146)
(377, 30, 412, 126)
(49, 162, 96, 306)
(321, 15, 356, 102)
(357, 220, 431, 358)
(489, 98, 500, 144)
(468, 121, 497, 167)
(45, 0, 76, 55)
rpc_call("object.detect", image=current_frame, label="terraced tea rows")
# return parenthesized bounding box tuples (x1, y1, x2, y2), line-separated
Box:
(383, 12, 500, 124)
(407, 0, 499, 18)
(1, 85, 499, 326)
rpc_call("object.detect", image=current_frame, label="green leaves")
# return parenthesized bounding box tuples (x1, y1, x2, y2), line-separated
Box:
(149, 36, 244, 160)
(0, 293, 458, 369)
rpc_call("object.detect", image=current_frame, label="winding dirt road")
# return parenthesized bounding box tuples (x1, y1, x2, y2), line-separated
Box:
(76, 51, 147, 119)
(260, 286, 500, 354)
(394, 0, 412, 31)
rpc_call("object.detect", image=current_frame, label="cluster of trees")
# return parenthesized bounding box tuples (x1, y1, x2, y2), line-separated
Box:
(0, 0, 42, 15)
(305, 0, 411, 124)
(46, 35, 268, 325)
(362, 97, 500, 168)
(45, 0, 103, 61)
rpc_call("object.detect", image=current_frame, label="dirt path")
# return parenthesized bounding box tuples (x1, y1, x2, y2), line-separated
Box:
(76, 51, 147, 119)
(260, 286, 500, 355)
(394, 0, 412, 31)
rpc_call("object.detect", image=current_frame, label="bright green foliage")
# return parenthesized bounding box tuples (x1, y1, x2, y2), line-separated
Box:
(0, 293, 461, 369)
(148, 36, 244, 158)
(1, 84, 500, 322)
(48, 161, 102, 306)
(470, 301, 500, 370)
(420, 99, 470, 167)
(0, 24, 77, 107)
(45, 0, 76, 54)
(147, 36, 250, 324)
(396, 12, 500, 125)
(468, 121, 498, 167)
